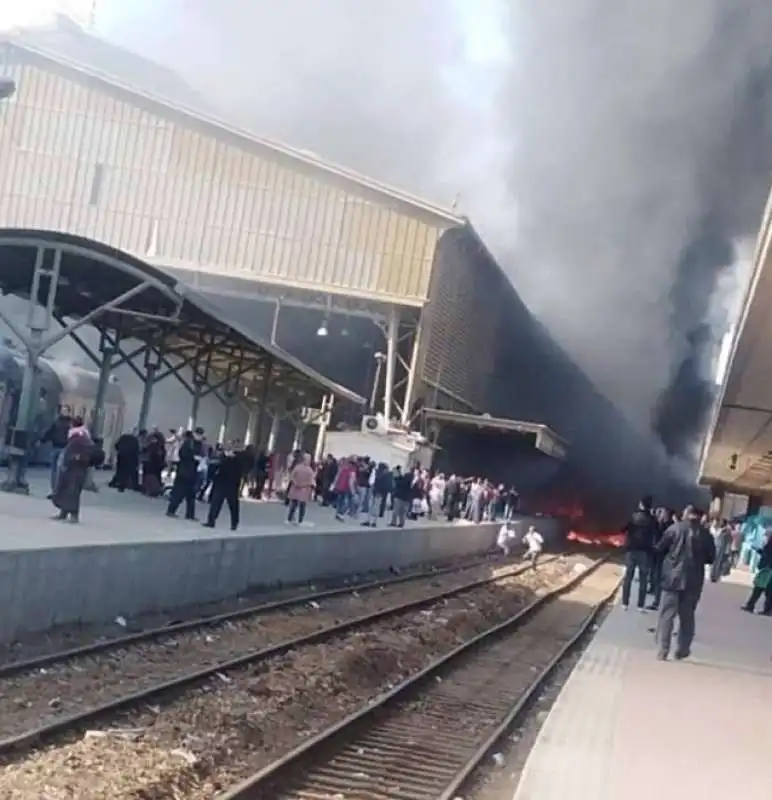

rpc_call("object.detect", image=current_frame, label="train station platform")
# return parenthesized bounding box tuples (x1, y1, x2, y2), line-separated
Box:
(0, 469, 564, 645)
(513, 569, 771, 800)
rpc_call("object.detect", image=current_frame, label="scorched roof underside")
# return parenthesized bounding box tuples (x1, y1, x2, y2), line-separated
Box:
(423, 408, 569, 461)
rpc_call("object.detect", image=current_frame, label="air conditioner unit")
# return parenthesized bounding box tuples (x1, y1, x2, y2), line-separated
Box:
(361, 414, 388, 436)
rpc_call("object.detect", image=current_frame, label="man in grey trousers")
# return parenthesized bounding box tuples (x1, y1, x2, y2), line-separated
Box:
(654, 505, 716, 661)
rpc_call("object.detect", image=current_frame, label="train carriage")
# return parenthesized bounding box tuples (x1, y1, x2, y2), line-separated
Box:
(0, 343, 126, 465)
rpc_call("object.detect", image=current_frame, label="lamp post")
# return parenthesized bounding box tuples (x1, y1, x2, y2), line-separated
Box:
(0, 77, 16, 101)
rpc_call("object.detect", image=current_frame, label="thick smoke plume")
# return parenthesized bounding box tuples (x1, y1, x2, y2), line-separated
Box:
(98, 1, 772, 457)
(502, 2, 772, 447)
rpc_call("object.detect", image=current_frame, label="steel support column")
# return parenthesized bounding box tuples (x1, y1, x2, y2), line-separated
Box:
(266, 413, 280, 453)
(136, 343, 165, 432)
(370, 352, 386, 414)
(187, 386, 202, 432)
(291, 425, 303, 453)
(218, 402, 232, 444)
(253, 360, 274, 452)
(401, 311, 424, 427)
(314, 393, 334, 464)
(90, 338, 116, 440)
(187, 345, 213, 431)
(382, 307, 399, 423)
(137, 364, 156, 432)
(244, 408, 258, 446)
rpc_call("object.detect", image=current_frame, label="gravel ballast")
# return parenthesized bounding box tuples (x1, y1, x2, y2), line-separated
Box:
(0, 556, 591, 799)
(0, 555, 555, 742)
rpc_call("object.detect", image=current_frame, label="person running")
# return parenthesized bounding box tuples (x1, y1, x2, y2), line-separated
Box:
(523, 525, 544, 565)
(497, 520, 518, 557)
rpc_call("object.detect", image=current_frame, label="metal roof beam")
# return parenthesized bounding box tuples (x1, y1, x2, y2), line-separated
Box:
(0, 230, 366, 407)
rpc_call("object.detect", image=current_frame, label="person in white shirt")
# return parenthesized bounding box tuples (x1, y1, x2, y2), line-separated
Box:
(523, 525, 544, 565)
(497, 520, 518, 557)
(428, 473, 446, 519)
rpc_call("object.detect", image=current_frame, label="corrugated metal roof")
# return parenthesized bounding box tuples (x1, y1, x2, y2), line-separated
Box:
(3, 19, 464, 230)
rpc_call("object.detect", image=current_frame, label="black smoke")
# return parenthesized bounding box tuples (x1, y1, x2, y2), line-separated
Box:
(655, 229, 735, 455)
(94, 1, 772, 462)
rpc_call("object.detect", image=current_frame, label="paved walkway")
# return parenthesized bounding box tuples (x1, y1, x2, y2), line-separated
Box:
(0, 469, 459, 550)
(512, 570, 771, 800)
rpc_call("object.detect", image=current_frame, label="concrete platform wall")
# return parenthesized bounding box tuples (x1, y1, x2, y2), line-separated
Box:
(0, 515, 566, 643)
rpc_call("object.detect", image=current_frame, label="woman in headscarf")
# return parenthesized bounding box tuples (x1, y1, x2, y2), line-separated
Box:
(51, 421, 103, 523)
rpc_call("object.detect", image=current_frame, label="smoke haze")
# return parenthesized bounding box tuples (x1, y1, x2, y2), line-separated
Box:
(88, 2, 772, 453)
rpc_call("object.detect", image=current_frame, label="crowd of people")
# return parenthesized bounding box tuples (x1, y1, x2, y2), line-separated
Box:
(313, 454, 521, 527)
(620, 496, 772, 662)
(43, 418, 520, 536)
(39, 408, 528, 535)
(40, 413, 772, 648)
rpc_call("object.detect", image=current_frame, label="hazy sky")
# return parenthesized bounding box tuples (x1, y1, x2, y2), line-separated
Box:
(0, 0, 95, 30)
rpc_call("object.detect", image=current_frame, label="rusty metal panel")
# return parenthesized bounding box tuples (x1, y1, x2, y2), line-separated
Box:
(0, 58, 443, 304)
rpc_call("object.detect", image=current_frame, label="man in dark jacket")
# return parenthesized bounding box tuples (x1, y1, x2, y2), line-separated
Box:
(203, 442, 243, 531)
(621, 495, 658, 611)
(445, 476, 462, 522)
(363, 462, 393, 528)
(166, 429, 204, 520)
(390, 466, 413, 528)
(110, 430, 140, 492)
(42, 410, 71, 497)
(646, 507, 669, 610)
(655, 505, 716, 661)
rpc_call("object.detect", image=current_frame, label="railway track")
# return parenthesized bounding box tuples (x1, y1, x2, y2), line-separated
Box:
(0, 551, 509, 678)
(218, 558, 621, 800)
(0, 552, 577, 756)
(0, 554, 594, 799)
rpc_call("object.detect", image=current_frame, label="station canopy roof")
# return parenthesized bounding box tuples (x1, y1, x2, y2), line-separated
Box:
(699, 190, 772, 493)
(0, 229, 365, 410)
(422, 408, 569, 461)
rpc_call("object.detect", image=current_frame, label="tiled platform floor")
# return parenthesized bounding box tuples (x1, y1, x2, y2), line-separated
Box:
(0, 468, 461, 549)
(512, 570, 771, 800)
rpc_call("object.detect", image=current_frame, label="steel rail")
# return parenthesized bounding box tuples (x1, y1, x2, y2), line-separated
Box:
(0, 554, 562, 756)
(217, 555, 615, 800)
(0, 551, 510, 680)
(439, 573, 620, 800)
